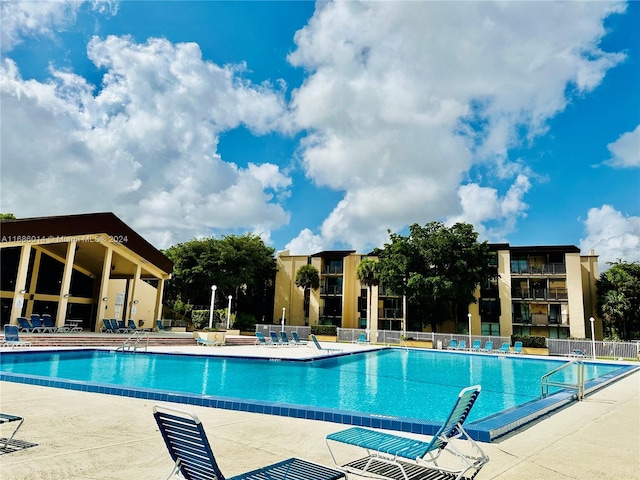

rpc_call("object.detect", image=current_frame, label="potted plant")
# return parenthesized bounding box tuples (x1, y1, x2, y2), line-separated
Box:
(191, 309, 227, 345)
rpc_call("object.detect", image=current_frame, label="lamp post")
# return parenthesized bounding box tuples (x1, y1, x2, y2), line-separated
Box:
(226, 295, 232, 330)
(468, 313, 472, 348)
(281, 307, 286, 333)
(589, 316, 596, 359)
(208, 285, 217, 330)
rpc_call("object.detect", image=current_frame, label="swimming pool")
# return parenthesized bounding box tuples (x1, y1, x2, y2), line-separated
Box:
(0, 348, 635, 441)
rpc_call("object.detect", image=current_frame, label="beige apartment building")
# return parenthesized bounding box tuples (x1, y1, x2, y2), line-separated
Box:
(273, 245, 602, 340)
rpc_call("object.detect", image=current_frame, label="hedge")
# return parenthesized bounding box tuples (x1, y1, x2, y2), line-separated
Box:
(311, 325, 337, 336)
(511, 335, 547, 348)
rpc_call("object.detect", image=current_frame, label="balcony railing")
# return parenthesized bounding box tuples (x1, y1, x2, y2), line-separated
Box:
(321, 266, 343, 275)
(512, 288, 568, 300)
(511, 263, 566, 275)
(513, 314, 566, 326)
(378, 308, 403, 319)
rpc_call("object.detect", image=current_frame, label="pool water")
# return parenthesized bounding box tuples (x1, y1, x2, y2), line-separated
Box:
(0, 348, 625, 426)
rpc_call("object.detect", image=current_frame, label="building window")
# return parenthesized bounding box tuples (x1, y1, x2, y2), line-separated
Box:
(481, 323, 500, 336)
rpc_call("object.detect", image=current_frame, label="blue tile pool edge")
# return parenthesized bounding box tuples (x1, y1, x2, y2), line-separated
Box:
(1, 349, 637, 443)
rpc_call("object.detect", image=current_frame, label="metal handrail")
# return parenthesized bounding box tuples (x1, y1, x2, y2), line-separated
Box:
(540, 358, 585, 400)
(116, 331, 149, 353)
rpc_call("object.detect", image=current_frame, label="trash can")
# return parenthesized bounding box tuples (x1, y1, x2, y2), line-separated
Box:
(436, 340, 442, 350)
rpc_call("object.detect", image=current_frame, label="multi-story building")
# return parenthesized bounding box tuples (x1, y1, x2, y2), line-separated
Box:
(273, 244, 602, 339)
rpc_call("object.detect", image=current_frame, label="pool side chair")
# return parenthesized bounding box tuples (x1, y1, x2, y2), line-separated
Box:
(569, 349, 585, 357)
(255, 331, 275, 347)
(471, 340, 482, 351)
(311, 334, 343, 353)
(196, 337, 219, 347)
(291, 331, 308, 345)
(2, 325, 32, 349)
(41, 314, 58, 333)
(0, 413, 26, 450)
(17, 317, 36, 333)
(101, 319, 114, 333)
(155, 320, 166, 332)
(153, 404, 345, 480)
(447, 339, 457, 350)
(357, 333, 369, 344)
(497, 342, 511, 354)
(326, 385, 488, 480)
(513, 341, 523, 354)
(270, 330, 286, 346)
(457, 340, 467, 351)
(480, 341, 493, 353)
(29, 315, 48, 333)
(280, 331, 295, 346)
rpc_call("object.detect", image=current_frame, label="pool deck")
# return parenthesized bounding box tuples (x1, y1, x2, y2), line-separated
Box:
(0, 340, 638, 479)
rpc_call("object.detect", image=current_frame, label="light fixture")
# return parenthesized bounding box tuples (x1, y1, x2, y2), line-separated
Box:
(63, 293, 71, 298)
(19, 289, 27, 294)
(133, 299, 139, 304)
(102, 297, 109, 302)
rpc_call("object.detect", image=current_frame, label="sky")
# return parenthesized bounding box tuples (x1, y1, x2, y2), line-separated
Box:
(1, 0, 639, 273)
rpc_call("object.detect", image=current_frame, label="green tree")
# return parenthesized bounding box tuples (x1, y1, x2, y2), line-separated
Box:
(295, 264, 320, 324)
(0, 213, 16, 221)
(375, 222, 492, 332)
(597, 260, 640, 340)
(356, 258, 379, 339)
(163, 234, 277, 324)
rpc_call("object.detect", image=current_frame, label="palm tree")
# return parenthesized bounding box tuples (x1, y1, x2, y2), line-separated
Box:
(601, 290, 630, 339)
(356, 258, 379, 341)
(295, 264, 320, 325)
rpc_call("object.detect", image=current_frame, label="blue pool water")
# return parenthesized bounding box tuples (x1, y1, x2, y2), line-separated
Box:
(0, 348, 633, 440)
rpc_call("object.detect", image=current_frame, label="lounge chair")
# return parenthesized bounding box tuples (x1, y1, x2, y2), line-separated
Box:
(155, 320, 166, 332)
(311, 334, 343, 353)
(269, 331, 288, 346)
(457, 340, 467, 351)
(255, 331, 275, 347)
(291, 331, 307, 345)
(117, 320, 133, 333)
(196, 337, 219, 347)
(357, 333, 368, 344)
(0, 413, 25, 450)
(470, 339, 481, 351)
(513, 341, 523, 354)
(101, 319, 114, 333)
(29, 315, 48, 333)
(480, 341, 493, 353)
(569, 349, 585, 357)
(326, 385, 488, 480)
(280, 331, 294, 346)
(17, 317, 36, 333)
(446, 339, 457, 350)
(153, 404, 345, 480)
(2, 325, 32, 349)
(497, 342, 511, 354)
(41, 314, 58, 333)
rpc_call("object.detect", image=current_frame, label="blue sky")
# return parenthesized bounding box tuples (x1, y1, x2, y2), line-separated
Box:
(1, 1, 638, 272)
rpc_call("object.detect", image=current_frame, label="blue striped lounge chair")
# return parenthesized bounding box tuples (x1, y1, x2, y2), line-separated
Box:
(153, 404, 345, 480)
(326, 385, 488, 480)
(41, 314, 58, 333)
(447, 339, 457, 350)
(311, 334, 343, 353)
(513, 341, 523, 354)
(471, 339, 482, 351)
(497, 342, 511, 354)
(291, 331, 307, 345)
(481, 341, 493, 353)
(17, 317, 35, 332)
(2, 325, 32, 349)
(255, 331, 275, 346)
(29, 315, 48, 333)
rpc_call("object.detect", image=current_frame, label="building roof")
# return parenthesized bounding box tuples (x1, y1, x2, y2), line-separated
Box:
(1, 212, 173, 273)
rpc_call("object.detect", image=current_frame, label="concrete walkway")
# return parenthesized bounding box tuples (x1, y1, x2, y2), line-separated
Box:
(0, 344, 638, 479)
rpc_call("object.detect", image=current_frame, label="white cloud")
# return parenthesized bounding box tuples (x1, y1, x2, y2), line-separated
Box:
(285, 228, 327, 255)
(287, 1, 626, 252)
(0, 0, 117, 52)
(0, 35, 291, 248)
(579, 205, 640, 271)
(603, 125, 640, 169)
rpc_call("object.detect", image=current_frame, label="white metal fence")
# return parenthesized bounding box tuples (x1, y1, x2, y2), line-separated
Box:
(547, 338, 639, 360)
(337, 328, 510, 349)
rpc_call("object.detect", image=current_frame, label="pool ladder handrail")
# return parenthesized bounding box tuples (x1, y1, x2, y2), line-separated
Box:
(540, 358, 585, 400)
(116, 330, 149, 353)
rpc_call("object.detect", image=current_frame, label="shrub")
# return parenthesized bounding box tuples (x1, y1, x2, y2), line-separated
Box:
(191, 309, 228, 330)
(511, 335, 547, 348)
(311, 325, 337, 336)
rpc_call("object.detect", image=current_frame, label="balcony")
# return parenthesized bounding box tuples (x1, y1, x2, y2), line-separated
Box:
(378, 308, 403, 319)
(512, 315, 566, 326)
(512, 288, 568, 300)
(510, 263, 567, 275)
(321, 265, 343, 275)
(320, 285, 342, 295)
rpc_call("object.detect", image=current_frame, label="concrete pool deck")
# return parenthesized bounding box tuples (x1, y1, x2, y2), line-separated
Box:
(0, 342, 638, 479)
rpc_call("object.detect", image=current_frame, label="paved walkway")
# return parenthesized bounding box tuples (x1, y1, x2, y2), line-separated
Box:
(0, 343, 638, 479)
